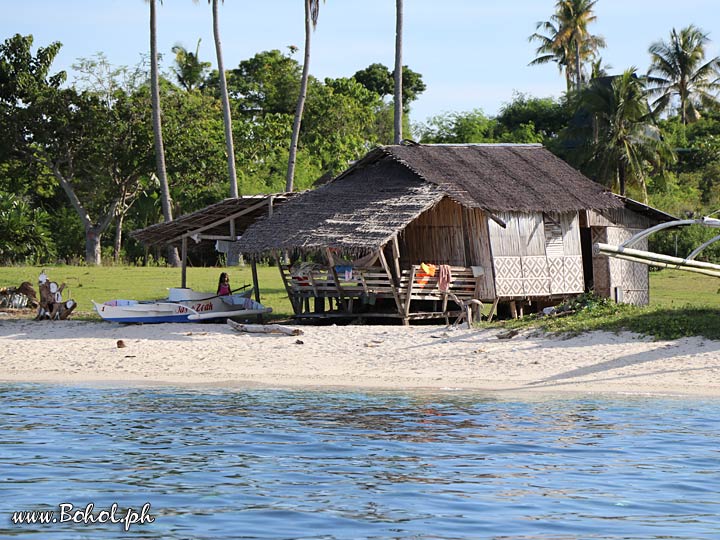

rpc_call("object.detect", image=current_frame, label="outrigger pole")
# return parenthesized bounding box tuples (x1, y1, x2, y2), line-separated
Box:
(594, 215, 720, 277)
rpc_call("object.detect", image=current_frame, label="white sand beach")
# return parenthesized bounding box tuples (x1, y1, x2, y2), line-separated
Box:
(2, 319, 720, 397)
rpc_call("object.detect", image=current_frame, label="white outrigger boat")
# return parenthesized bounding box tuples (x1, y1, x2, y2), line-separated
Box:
(595, 215, 720, 277)
(93, 287, 271, 324)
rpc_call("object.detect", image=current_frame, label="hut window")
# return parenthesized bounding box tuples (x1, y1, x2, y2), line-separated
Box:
(544, 213, 564, 257)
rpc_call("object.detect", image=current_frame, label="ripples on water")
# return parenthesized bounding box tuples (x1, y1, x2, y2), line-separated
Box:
(1, 384, 719, 539)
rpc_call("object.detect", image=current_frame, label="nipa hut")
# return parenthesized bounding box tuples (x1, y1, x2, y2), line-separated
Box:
(237, 143, 673, 323)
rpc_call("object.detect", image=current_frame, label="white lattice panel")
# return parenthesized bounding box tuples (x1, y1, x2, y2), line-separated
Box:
(522, 256, 549, 279)
(495, 278, 524, 296)
(547, 257, 566, 293)
(564, 256, 584, 293)
(494, 257, 523, 278)
(524, 278, 551, 296)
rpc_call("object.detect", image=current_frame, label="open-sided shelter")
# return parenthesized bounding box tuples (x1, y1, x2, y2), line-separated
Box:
(132, 194, 292, 303)
(237, 144, 673, 323)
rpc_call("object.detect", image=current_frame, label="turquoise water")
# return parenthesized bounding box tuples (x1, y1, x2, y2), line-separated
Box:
(1, 385, 719, 539)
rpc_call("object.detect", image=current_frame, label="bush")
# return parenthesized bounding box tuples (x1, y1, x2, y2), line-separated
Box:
(0, 192, 55, 264)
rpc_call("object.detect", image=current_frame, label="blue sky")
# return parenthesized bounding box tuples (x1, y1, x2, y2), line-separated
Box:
(4, 0, 719, 124)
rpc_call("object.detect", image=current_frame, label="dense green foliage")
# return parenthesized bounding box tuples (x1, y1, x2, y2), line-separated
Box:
(0, 36, 426, 264)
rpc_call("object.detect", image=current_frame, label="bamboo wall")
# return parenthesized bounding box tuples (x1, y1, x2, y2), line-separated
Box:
(591, 226, 650, 305)
(399, 198, 495, 299)
(401, 200, 586, 301)
(585, 208, 653, 230)
(487, 211, 584, 297)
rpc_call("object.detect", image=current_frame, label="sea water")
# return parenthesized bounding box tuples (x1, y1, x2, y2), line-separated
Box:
(1, 384, 719, 539)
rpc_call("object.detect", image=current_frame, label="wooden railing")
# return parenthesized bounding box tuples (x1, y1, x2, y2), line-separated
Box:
(280, 264, 484, 322)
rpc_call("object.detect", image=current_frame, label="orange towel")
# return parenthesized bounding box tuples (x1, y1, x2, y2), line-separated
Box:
(420, 262, 437, 276)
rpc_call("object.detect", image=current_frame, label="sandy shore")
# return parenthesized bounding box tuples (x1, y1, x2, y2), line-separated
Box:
(1, 318, 720, 397)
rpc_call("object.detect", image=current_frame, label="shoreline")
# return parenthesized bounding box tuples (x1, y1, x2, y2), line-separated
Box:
(2, 319, 720, 398)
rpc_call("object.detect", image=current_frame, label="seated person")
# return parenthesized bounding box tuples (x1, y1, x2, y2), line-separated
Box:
(217, 272, 231, 295)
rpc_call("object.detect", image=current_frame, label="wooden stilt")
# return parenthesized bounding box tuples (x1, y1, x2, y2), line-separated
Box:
(378, 248, 404, 317)
(326, 249, 349, 313)
(487, 298, 500, 321)
(251, 259, 263, 323)
(181, 237, 188, 288)
(279, 264, 300, 315)
(391, 236, 402, 282)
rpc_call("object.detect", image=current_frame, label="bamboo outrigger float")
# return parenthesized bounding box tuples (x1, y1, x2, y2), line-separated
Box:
(595, 216, 720, 278)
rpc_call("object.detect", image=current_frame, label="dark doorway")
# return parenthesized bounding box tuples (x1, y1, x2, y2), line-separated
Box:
(580, 227, 594, 292)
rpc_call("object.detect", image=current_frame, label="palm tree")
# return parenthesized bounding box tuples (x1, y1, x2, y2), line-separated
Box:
(393, 0, 403, 144)
(647, 25, 720, 124)
(205, 0, 239, 197)
(577, 69, 675, 201)
(171, 39, 210, 91)
(529, 19, 573, 92)
(529, 0, 605, 92)
(286, 0, 322, 192)
(147, 0, 180, 266)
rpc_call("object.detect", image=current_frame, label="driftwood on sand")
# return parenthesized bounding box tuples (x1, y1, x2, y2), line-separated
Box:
(0, 281, 38, 309)
(35, 273, 76, 321)
(227, 320, 303, 336)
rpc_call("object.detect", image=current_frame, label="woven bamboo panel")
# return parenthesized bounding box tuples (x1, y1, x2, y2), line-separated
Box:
(524, 278, 551, 295)
(522, 256, 549, 278)
(494, 256, 524, 296)
(564, 256, 584, 292)
(548, 257, 566, 293)
(521, 256, 551, 296)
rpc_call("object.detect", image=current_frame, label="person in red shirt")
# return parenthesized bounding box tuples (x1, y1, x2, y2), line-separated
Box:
(217, 272, 231, 295)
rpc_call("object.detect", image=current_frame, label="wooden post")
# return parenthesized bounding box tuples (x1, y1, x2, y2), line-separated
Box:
(403, 265, 417, 319)
(487, 298, 500, 322)
(181, 237, 188, 288)
(326, 248, 349, 313)
(251, 259, 263, 323)
(391, 236, 402, 283)
(278, 263, 301, 315)
(378, 248, 405, 319)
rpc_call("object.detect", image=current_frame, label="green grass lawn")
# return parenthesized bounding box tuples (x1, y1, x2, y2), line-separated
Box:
(649, 269, 720, 308)
(0, 264, 294, 320)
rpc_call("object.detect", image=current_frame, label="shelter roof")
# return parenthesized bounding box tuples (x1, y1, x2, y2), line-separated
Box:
(131, 194, 292, 247)
(236, 161, 445, 256)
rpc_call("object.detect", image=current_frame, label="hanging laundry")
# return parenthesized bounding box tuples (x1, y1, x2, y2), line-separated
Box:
(438, 264, 452, 292)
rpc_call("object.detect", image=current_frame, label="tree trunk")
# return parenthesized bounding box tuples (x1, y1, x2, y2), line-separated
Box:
(212, 0, 238, 198)
(85, 226, 102, 266)
(618, 164, 626, 196)
(575, 39, 582, 91)
(393, 0, 403, 144)
(286, 0, 313, 192)
(149, 0, 180, 266)
(113, 212, 124, 263)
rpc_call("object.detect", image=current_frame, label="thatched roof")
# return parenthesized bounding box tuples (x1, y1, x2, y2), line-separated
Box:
(238, 161, 445, 255)
(365, 144, 625, 212)
(237, 144, 627, 255)
(132, 194, 292, 246)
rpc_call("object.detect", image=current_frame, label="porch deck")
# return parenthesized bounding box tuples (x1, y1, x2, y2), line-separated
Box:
(279, 264, 485, 324)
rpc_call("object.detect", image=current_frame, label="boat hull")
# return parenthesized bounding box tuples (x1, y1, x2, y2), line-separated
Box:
(92, 301, 195, 324)
(93, 288, 271, 324)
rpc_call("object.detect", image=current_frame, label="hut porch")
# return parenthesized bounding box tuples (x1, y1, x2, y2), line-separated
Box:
(279, 261, 485, 325)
